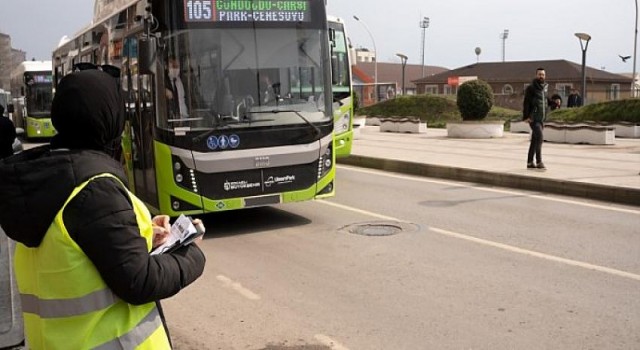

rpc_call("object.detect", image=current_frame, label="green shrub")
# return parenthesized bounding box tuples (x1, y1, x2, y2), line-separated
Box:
(456, 79, 494, 121)
(356, 94, 518, 128)
(547, 98, 640, 123)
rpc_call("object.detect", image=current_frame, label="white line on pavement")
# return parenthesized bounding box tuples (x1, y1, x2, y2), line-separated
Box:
(317, 200, 640, 282)
(338, 165, 640, 215)
(216, 275, 261, 300)
(428, 227, 640, 282)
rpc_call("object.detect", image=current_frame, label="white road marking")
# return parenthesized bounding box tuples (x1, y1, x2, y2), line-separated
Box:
(317, 200, 640, 282)
(314, 334, 350, 350)
(338, 165, 640, 215)
(216, 275, 261, 300)
(320, 200, 398, 221)
(429, 227, 640, 282)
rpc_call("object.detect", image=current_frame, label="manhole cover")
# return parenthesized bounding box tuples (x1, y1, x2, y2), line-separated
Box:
(339, 221, 419, 237)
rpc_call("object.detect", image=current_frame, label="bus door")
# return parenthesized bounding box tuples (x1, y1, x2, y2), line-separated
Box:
(124, 35, 159, 209)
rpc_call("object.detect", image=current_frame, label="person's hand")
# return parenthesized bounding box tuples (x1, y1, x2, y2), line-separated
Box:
(165, 88, 174, 100)
(152, 215, 171, 248)
(524, 117, 532, 124)
(191, 218, 205, 245)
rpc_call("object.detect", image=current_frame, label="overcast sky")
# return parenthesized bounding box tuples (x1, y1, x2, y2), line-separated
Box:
(1, 1, 637, 73)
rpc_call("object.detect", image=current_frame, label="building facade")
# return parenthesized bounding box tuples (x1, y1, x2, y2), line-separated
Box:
(413, 60, 633, 110)
(0, 32, 27, 92)
(353, 61, 449, 107)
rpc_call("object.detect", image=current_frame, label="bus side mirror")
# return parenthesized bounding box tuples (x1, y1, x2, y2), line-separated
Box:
(139, 36, 156, 75)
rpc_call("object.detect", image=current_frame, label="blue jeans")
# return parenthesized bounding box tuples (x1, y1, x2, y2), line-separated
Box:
(527, 121, 543, 164)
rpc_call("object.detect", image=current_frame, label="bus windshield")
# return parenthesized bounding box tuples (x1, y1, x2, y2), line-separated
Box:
(25, 72, 53, 118)
(158, 27, 331, 132)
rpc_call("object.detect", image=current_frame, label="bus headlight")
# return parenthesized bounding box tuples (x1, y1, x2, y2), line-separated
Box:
(172, 156, 198, 192)
(317, 144, 333, 179)
(333, 112, 351, 134)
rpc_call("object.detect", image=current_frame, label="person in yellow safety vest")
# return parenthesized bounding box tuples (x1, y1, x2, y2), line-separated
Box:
(0, 69, 206, 349)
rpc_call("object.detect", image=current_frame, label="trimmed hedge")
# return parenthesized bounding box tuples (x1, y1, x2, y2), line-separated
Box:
(548, 98, 640, 123)
(456, 79, 494, 121)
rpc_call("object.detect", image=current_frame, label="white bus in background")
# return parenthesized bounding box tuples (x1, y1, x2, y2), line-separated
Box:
(10, 61, 55, 139)
(328, 16, 354, 157)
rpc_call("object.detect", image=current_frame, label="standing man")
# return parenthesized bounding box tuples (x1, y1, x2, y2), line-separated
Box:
(567, 88, 583, 107)
(523, 67, 548, 170)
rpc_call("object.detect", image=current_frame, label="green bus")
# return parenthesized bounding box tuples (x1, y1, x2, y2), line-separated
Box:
(328, 16, 354, 158)
(10, 61, 55, 140)
(53, 0, 336, 216)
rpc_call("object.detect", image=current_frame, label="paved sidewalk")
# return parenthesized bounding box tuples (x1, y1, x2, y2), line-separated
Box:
(338, 126, 640, 206)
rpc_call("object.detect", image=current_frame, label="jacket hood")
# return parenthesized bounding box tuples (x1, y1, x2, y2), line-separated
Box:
(50, 69, 125, 157)
(0, 146, 127, 247)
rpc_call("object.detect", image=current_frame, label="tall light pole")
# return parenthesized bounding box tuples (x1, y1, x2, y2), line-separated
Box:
(353, 15, 378, 102)
(632, 0, 638, 97)
(419, 17, 430, 77)
(575, 32, 592, 105)
(396, 53, 408, 95)
(500, 29, 509, 62)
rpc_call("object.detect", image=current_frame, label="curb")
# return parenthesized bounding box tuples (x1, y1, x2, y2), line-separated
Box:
(338, 155, 640, 207)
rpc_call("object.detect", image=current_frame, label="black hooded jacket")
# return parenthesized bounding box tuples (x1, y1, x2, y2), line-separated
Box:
(0, 70, 205, 305)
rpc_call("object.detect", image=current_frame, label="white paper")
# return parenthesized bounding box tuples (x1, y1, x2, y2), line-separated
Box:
(151, 214, 197, 255)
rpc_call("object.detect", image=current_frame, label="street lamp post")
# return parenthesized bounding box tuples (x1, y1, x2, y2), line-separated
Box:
(632, 0, 638, 97)
(419, 17, 430, 77)
(575, 32, 592, 105)
(396, 53, 408, 95)
(500, 29, 509, 62)
(353, 15, 378, 102)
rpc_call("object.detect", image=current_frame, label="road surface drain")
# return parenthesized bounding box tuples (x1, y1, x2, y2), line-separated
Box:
(340, 221, 419, 236)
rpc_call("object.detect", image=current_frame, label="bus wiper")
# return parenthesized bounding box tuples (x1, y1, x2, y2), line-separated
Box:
(252, 109, 321, 138)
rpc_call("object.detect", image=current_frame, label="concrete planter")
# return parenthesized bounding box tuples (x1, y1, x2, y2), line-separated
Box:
(565, 125, 615, 145)
(353, 116, 367, 128)
(398, 119, 428, 133)
(379, 117, 427, 134)
(352, 116, 367, 140)
(613, 122, 640, 138)
(446, 121, 504, 138)
(543, 124, 566, 143)
(510, 120, 530, 133)
(544, 122, 615, 145)
(366, 116, 382, 126)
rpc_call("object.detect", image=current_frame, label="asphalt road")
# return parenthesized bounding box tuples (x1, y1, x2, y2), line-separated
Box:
(163, 165, 640, 350)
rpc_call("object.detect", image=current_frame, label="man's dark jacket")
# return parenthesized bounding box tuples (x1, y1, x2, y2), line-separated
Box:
(522, 78, 548, 123)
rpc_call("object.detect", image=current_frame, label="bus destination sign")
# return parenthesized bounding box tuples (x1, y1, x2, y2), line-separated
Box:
(184, 0, 311, 23)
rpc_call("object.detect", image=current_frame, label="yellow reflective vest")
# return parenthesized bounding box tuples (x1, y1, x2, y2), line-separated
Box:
(14, 174, 171, 350)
